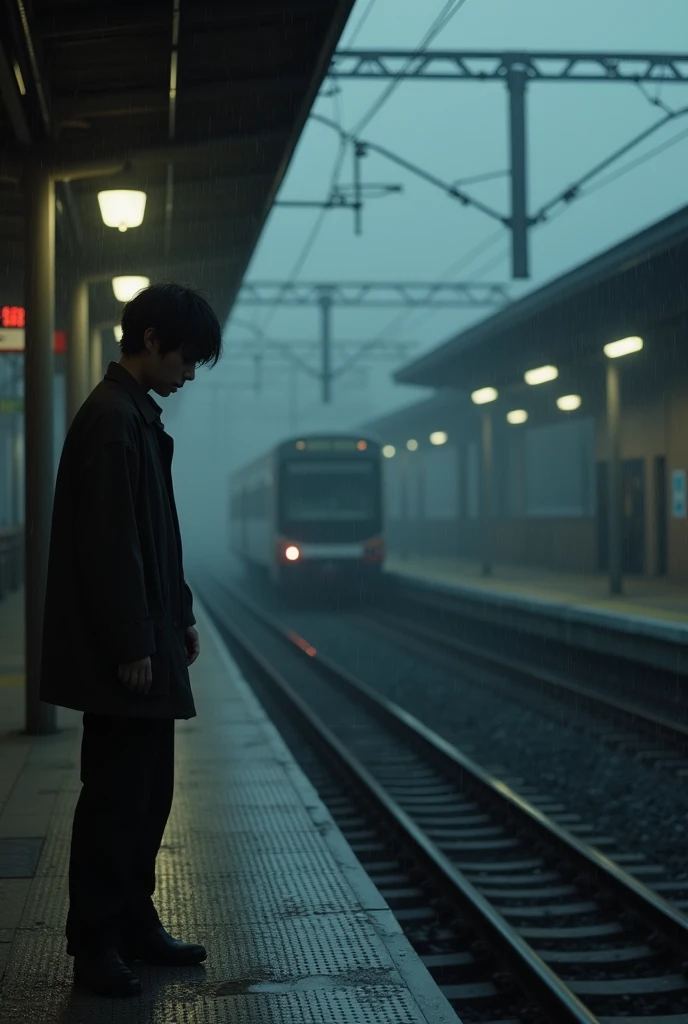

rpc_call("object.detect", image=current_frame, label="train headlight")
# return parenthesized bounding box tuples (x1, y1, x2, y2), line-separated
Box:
(285, 545, 300, 562)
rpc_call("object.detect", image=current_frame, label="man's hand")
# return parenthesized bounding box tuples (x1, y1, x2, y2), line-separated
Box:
(185, 626, 200, 666)
(118, 656, 152, 694)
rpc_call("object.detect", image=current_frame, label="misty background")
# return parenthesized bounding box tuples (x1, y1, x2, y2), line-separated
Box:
(164, 0, 688, 561)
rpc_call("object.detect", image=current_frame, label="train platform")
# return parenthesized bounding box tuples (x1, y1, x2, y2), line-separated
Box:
(0, 586, 459, 1023)
(384, 556, 688, 674)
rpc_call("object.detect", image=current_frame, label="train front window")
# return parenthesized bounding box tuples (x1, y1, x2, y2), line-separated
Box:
(284, 461, 376, 521)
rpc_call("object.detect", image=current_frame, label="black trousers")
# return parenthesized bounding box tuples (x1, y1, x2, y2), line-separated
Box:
(66, 713, 175, 956)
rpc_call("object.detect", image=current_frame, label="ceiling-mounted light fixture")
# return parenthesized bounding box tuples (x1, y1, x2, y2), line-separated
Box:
(471, 387, 498, 405)
(557, 394, 582, 412)
(98, 190, 147, 232)
(524, 364, 558, 385)
(604, 336, 643, 359)
(112, 276, 150, 302)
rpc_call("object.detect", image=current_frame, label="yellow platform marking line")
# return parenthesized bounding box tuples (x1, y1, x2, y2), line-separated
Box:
(0, 674, 24, 687)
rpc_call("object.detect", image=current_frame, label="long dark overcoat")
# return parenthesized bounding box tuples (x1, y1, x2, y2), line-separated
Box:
(40, 362, 196, 719)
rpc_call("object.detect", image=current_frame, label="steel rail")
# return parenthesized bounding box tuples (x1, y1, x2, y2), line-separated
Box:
(200, 576, 599, 1024)
(362, 603, 688, 750)
(202, 576, 688, 957)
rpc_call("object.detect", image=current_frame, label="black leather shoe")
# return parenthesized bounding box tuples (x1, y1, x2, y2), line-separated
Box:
(122, 925, 207, 966)
(74, 949, 142, 997)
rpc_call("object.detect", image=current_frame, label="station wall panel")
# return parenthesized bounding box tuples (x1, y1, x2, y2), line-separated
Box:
(524, 417, 595, 518)
(423, 446, 458, 519)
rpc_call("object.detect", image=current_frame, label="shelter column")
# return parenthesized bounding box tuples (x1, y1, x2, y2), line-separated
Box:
(90, 325, 103, 390)
(606, 361, 622, 595)
(11, 412, 22, 527)
(24, 164, 57, 735)
(480, 407, 493, 576)
(319, 291, 332, 403)
(507, 67, 529, 279)
(400, 446, 409, 561)
(67, 278, 89, 427)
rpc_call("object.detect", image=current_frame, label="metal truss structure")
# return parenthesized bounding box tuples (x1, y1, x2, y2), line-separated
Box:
(329, 50, 688, 83)
(233, 279, 510, 401)
(328, 49, 688, 277)
(236, 280, 511, 309)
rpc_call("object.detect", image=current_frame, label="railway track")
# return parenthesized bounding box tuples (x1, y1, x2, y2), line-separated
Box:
(377, 578, 688, 720)
(199, 575, 688, 1024)
(352, 596, 688, 781)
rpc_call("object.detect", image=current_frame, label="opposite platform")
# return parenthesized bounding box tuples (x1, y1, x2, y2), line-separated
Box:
(385, 556, 688, 674)
(0, 591, 460, 1023)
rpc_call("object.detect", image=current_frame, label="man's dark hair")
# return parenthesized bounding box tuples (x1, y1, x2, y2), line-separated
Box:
(119, 282, 222, 367)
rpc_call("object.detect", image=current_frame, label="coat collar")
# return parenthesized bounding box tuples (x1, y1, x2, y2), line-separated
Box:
(105, 362, 163, 426)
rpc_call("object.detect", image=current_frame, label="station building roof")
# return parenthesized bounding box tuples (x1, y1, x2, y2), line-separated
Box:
(0, 1, 355, 326)
(394, 203, 688, 397)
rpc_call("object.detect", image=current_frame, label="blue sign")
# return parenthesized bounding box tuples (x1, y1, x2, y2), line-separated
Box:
(671, 469, 686, 518)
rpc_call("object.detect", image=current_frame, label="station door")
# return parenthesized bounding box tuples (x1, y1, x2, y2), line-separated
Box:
(596, 458, 646, 574)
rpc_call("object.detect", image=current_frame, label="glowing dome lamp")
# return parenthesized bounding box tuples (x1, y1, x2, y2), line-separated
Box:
(98, 190, 147, 232)
(112, 276, 150, 303)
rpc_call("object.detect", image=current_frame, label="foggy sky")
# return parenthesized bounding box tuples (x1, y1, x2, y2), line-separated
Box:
(170, 0, 688, 559)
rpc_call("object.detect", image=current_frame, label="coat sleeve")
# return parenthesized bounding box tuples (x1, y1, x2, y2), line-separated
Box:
(74, 436, 155, 665)
(183, 581, 196, 629)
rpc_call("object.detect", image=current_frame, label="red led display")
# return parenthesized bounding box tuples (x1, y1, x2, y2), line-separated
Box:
(1, 306, 25, 328)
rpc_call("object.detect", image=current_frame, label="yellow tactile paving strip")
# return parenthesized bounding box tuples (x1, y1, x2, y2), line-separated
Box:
(0, 676, 23, 688)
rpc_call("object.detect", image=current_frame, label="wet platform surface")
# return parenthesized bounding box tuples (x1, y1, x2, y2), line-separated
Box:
(0, 587, 459, 1023)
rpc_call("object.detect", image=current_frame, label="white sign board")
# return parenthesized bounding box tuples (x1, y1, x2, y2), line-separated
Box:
(671, 468, 686, 518)
(0, 329, 24, 352)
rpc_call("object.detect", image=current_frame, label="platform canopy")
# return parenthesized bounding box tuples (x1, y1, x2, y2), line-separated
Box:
(395, 204, 688, 397)
(0, 0, 356, 325)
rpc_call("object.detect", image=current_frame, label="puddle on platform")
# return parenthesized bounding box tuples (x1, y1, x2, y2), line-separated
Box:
(215, 966, 397, 996)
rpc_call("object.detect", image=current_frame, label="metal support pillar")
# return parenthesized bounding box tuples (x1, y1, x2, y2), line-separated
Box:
(67, 278, 89, 427)
(606, 361, 622, 595)
(507, 68, 529, 279)
(320, 293, 333, 403)
(353, 141, 365, 235)
(288, 357, 298, 431)
(11, 413, 22, 527)
(480, 408, 493, 576)
(24, 164, 57, 735)
(400, 447, 409, 561)
(9, 356, 22, 528)
(90, 325, 103, 391)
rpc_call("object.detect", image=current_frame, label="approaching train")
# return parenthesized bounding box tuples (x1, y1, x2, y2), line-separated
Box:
(229, 434, 383, 588)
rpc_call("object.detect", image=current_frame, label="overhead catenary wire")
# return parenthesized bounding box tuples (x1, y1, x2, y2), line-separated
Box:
(310, 112, 504, 222)
(351, 0, 471, 136)
(575, 121, 688, 197)
(254, 92, 349, 338)
(535, 104, 688, 222)
(258, 0, 475, 341)
(383, 115, 688, 351)
(336, 104, 688, 367)
(243, 1, 688, 395)
(334, 228, 506, 377)
(248, 98, 688, 386)
(342, 0, 378, 48)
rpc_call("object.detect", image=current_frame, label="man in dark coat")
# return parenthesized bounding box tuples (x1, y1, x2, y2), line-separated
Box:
(40, 282, 222, 997)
